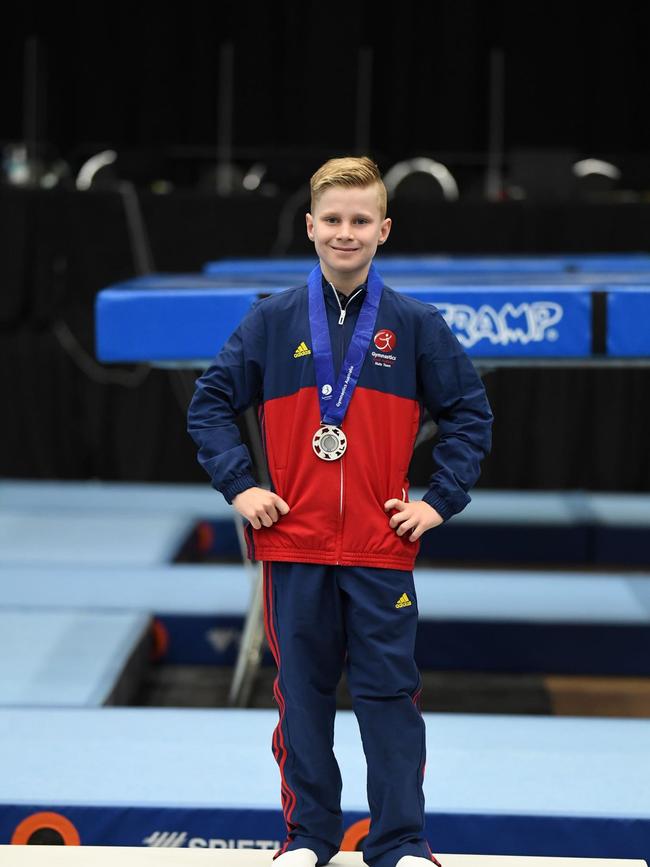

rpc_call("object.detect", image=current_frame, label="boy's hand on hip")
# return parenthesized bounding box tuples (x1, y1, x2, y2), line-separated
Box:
(232, 487, 290, 529)
(384, 499, 444, 541)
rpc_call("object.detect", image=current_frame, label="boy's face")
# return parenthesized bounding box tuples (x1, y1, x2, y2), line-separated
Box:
(305, 183, 391, 288)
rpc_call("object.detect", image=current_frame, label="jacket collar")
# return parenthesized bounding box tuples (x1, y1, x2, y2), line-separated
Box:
(321, 273, 367, 310)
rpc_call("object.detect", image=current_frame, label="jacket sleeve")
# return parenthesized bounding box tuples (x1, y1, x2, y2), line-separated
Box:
(186, 297, 266, 504)
(416, 306, 493, 521)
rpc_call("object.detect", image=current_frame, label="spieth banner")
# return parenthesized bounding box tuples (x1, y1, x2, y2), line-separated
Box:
(1, 802, 648, 858)
(407, 287, 591, 357)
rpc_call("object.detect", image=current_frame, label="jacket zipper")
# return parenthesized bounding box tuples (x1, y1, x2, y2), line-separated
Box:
(333, 285, 406, 511)
(328, 282, 364, 564)
(331, 283, 364, 326)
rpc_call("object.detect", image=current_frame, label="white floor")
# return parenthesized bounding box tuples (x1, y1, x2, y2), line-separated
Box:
(0, 844, 645, 866)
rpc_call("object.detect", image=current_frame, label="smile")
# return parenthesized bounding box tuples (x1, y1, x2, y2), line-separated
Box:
(332, 247, 359, 252)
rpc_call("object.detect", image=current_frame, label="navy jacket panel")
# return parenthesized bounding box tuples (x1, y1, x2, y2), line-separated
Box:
(414, 301, 494, 520)
(186, 296, 266, 504)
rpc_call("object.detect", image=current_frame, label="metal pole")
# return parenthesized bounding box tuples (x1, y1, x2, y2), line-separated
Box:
(485, 47, 505, 201)
(217, 42, 235, 195)
(355, 46, 373, 155)
(23, 35, 46, 184)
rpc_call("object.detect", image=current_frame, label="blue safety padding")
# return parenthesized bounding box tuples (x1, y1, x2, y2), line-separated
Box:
(205, 256, 568, 275)
(0, 477, 232, 518)
(606, 285, 650, 356)
(95, 286, 259, 362)
(406, 285, 591, 356)
(204, 253, 650, 275)
(3, 481, 649, 528)
(95, 280, 591, 361)
(420, 524, 650, 567)
(204, 522, 649, 569)
(0, 708, 648, 858)
(4, 563, 650, 671)
(566, 253, 650, 271)
(109, 274, 253, 289)
(125, 613, 650, 671)
(197, 271, 650, 288)
(0, 609, 149, 707)
(0, 508, 193, 567)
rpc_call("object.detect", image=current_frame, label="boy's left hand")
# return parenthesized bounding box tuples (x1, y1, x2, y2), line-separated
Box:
(384, 499, 444, 541)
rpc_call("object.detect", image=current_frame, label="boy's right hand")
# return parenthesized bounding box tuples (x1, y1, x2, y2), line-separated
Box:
(231, 487, 290, 529)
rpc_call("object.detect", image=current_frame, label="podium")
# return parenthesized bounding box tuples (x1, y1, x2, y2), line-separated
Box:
(0, 845, 647, 866)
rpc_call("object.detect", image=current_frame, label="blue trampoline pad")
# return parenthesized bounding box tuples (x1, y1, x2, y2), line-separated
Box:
(0, 708, 648, 858)
(606, 285, 650, 355)
(0, 509, 192, 567)
(203, 253, 650, 276)
(1, 564, 649, 624)
(95, 281, 594, 362)
(0, 610, 150, 707)
(2, 481, 648, 528)
(0, 478, 231, 518)
(95, 285, 258, 363)
(0, 707, 646, 816)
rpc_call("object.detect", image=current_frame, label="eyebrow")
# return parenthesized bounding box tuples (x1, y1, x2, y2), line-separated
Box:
(320, 211, 374, 219)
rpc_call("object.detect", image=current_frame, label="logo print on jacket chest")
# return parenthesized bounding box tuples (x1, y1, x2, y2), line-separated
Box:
(293, 341, 311, 358)
(372, 329, 397, 367)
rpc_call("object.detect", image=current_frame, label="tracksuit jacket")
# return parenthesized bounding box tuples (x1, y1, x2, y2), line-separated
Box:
(186, 265, 493, 570)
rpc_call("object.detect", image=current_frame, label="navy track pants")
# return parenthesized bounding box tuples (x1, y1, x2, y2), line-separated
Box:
(262, 560, 442, 867)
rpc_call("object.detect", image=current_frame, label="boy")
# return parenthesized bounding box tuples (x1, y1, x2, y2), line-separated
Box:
(187, 156, 493, 867)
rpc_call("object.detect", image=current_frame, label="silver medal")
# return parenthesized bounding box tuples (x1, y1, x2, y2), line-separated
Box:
(312, 424, 347, 461)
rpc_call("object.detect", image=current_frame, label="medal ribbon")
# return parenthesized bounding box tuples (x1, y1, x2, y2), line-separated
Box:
(308, 261, 384, 426)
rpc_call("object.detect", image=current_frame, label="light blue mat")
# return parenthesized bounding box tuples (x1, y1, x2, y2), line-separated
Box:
(0, 706, 648, 859)
(0, 707, 647, 817)
(0, 610, 150, 707)
(3, 480, 650, 525)
(1, 564, 650, 623)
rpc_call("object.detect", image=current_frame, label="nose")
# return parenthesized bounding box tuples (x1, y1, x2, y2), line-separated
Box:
(336, 222, 354, 239)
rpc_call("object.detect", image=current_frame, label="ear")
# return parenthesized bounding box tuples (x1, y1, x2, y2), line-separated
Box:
(305, 212, 314, 241)
(378, 216, 392, 245)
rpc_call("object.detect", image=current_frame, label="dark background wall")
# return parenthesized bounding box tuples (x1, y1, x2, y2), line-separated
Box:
(4, 3, 650, 161)
(2, 2, 649, 493)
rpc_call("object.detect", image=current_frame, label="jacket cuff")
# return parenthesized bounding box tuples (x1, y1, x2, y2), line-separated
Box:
(421, 489, 455, 522)
(220, 474, 258, 505)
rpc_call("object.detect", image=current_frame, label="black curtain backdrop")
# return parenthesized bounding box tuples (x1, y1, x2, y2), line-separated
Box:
(4, 4, 650, 166)
(1, 187, 648, 492)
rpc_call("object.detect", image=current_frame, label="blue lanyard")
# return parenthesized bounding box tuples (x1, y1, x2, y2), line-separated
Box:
(307, 261, 384, 426)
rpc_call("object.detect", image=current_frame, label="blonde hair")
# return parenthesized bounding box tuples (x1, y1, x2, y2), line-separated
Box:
(309, 155, 387, 221)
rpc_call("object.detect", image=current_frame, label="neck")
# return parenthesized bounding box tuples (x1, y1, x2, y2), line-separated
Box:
(321, 262, 369, 296)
